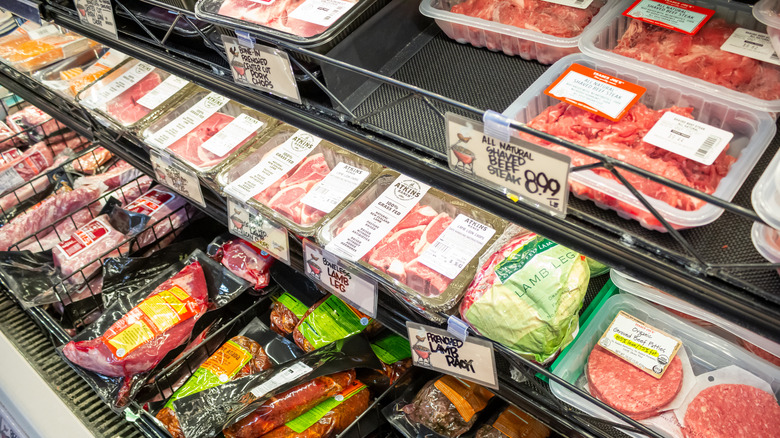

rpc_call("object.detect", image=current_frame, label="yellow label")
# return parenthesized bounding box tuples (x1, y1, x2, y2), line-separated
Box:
(107, 321, 155, 357)
(159, 290, 188, 315)
(614, 333, 659, 357)
(168, 285, 190, 301)
(138, 295, 181, 332)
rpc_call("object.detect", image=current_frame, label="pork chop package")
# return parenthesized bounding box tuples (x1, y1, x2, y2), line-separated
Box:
(77, 58, 193, 132)
(460, 227, 590, 364)
(219, 123, 381, 236)
(550, 294, 780, 438)
(34, 46, 127, 100)
(580, 0, 780, 112)
(419, 0, 615, 64)
(503, 54, 776, 231)
(141, 88, 276, 176)
(318, 169, 506, 316)
(208, 234, 275, 291)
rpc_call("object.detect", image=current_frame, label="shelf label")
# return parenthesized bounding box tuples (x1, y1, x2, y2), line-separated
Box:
(642, 112, 733, 165)
(76, 0, 118, 38)
(302, 239, 378, 317)
(721, 28, 780, 66)
(222, 36, 301, 104)
(540, 0, 594, 9)
(623, 0, 714, 35)
(149, 150, 205, 207)
(227, 198, 290, 265)
(407, 322, 498, 390)
(446, 113, 570, 217)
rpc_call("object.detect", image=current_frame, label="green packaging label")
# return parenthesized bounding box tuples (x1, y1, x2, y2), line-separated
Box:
(285, 383, 366, 433)
(371, 334, 411, 364)
(297, 295, 369, 350)
(277, 292, 309, 319)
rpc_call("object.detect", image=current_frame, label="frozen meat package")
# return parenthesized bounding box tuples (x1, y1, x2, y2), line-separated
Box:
(141, 87, 276, 176)
(550, 294, 780, 438)
(218, 124, 381, 236)
(503, 54, 776, 232)
(78, 58, 193, 132)
(318, 169, 506, 314)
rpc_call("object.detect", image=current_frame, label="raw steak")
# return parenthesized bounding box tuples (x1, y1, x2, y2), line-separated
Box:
(166, 112, 251, 170)
(62, 261, 209, 377)
(258, 153, 331, 225)
(124, 186, 189, 248)
(683, 384, 780, 438)
(105, 72, 163, 125)
(217, 0, 357, 37)
(216, 238, 274, 289)
(53, 214, 127, 280)
(613, 19, 780, 101)
(587, 345, 683, 419)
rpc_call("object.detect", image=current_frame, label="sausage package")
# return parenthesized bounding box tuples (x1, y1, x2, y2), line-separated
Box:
(208, 235, 275, 291)
(292, 295, 372, 352)
(268, 262, 324, 335)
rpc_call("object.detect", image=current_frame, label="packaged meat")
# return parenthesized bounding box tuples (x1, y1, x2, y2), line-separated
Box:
(208, 236, 274, 290)
(219, 124, 380, 235)
(419, 0, 614, 63)
(0, 141, 55, 194)
(550, 294, 780, 438)
(369, 334, 412, 387)
(123, 186, 191, 248)
(292, 295, 370, 352)
(0, 21, 40, 58)
(52, 213, 128, 281)
(267, 263, 325, 335)
(71, 146, 114, 174)
(0, 120, 26, 150)
(752, 146, 780, 231)
(6, 106, 57, 143)
(460, 229, 590, 364)
(2, 31, 97, 73)
(78, 59, 193, 130)
(579, 0, 780, 112)
(474, 405, 550, 438)
(754, 0, 780, 56)
(683, 384, 780, 438)
(318, 169, 505, 314)
(74, 160, 143, 192)
(141, 88, 275, 175)
(503, 54, 776, 231)
(34, 46, 127, 100)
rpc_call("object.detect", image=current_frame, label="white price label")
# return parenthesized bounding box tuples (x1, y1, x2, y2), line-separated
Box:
(27, 25, 60, 40)
(83, 62, 155, 110)
(288, 0, 355, 27)
(149, 151, 205, 207)
(146, 92, 230, 149)
(227, 198, 290, 264)
(541, 0, 594, 9)
(417, 214, 496, 280)
(300, 162, 369, 214)
(76, 0, 118, 38)
(599, 311, 682, 378)
(407, 322, 498, 389)
(135, 75, 189, 110)
(222, 36, 301, 104)
(624, 0, 714, 35)
(721, 28, 780, 66)
(250, 362, 312, 397)
(642, 112, 733, 165)
(0, 167, 24, 193)
(201, 114, 264, 158)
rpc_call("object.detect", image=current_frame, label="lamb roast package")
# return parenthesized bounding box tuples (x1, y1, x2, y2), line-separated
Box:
(141, 87, 277, 176)
(34, 47, 128, 101)
(218, 124, 381, 236)
(318, 169, 506, 315)
(208, 234, 275, 291)
(78, 58, 194, 132)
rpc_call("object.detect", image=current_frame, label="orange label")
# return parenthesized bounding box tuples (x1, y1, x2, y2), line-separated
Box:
(434, 376, 493, 423)
(201, 340, 253, 381)
(543, 63, 646, 122)
(103, 284, 197, 358)
(493, 406, 549, 438)
(623, 0, 714, 36)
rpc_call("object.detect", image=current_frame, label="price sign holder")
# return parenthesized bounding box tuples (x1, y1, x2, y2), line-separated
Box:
(302, 239, 378, 317)
(227, 198, 290, 265)
(149, 150, 205, 208)
(75, 0, 118, 38)
(446, 112, 570, 217)
(407, 322, 498, 390)
(221, 35, 301, 104)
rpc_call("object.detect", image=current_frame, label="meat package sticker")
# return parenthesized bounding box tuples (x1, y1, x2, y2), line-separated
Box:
(416, 214, 496, 280)
(642, 112, 733, 166)
(302, 238, 378, 317)
(539, 0, 595, 9)
(0, 167, 24, 193)
(598, 311, 682, 378)
(26, 25, 60, 40)
(250, 361, 312, 397)
(300, 162, 370, 214)
(227, 198, 290, 265)
(324, 175, 431, 261)
(135, 75, 189, 112)
(150, 150, 206, 208)
(201, 113, 265, 158)
(82, 62, 156, 110)
(407, 322, 498, 390)
(622, 0, 714, 35)
(544, 64, 646, 122)
(288, 0, 356, 27)
(58, 217, 111, 259)
(445, 113, 570, 217)
(146, 92, 231, 150)
(222, 36, 301, 105)
(75, 0, 118, 38)
(720, 28, 780, 66)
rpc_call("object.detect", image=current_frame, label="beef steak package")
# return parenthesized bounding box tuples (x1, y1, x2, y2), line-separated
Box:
(208, 234, 275, 291)
(318, 169, 506, 316)
(219, 123, 381, 236)
(550, 294, 780, 438)
(78, 58, 193, 132)
(141, 88, 276, 176)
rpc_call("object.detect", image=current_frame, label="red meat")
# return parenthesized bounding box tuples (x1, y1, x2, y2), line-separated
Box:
(217, 0, 356, 37)
(255, 153, 331, 225)
(217, 238, 274, 289)
(0, 142, 55, 193)
(166, 112, 251, 170)
(72, 147, 113, 174)
(53, 214, 127, 280)
(124, 186, 189, 248)
(106, 72, 163, 125)
(683, 384, 780, 438)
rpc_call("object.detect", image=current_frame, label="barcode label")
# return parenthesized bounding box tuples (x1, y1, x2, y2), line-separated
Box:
(416, 214, 495, 280)
(642, 112, 733, 166)
(721, 28, 780, 66)
(250, 362, 312, 397)
(288, 0, 355, 27)
(540, 0, 594, 9)
(300, 162, 370, 215)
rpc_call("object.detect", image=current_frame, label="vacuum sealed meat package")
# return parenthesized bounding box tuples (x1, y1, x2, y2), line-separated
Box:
(123, 186, 191, 248)
(35, 47, 127, 100)
(292, 295, 371, 352)
(475, 405, 550, 438)
(268, 262, 324, 336)
(208, 235, 274, 291)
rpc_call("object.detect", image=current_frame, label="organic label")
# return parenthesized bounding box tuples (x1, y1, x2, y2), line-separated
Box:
(150, 151, 205, 207)
(57, 216, 111, 259)
(227, 198, 290, 264)
(76, 0, 118, 38)
(222, 36, 301, 104)
(544, 64, 646, 121)
(622, 0, 714, 35)
(135, 75, 189, 111)
(417, 214, 495, 280)
(407, 322, 498, 389)
(642, 112, 733, 165)
(82, 62, 155, 109)
(721, 28, 780, 66)
(147, 92, 230, 149)
(201, 113, 264, 158)
(296, 295, 369, 350)
(124, 188, 175, 215)
(250, 362, 312, 397)
(286, 382, 366, 433)
(598, 311, 682, 378)
(288, 0, 355, 27)
(541, 0, 594, 8)
(302, 239, 378, 317)
(300, 162, 369, 214)
(325, 175, 431, 261)
(277, 292, 309, 319)
(371, 334, 412, 365)
(27, 25, 59, 40)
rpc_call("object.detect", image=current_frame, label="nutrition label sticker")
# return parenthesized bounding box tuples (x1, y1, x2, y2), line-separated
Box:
(545, 63, 646, 121)
(227, 198, 290, 265)
(599, 311, 682, 379)
(417, 214, 496, 280)
(540, 0, 594, 9)
(623, 0, 714, 35)
(82, 62, 156, 110)
(201, 113, 264, 158)
(136, 75, 189, 111)
(301, 162, 370, 214)
(721, 28, 780, 66)
(288, 0, 355, 27)
(147, 92, 230, 149)
(76, 0, 118, 38)
(643, 112, 733, 166)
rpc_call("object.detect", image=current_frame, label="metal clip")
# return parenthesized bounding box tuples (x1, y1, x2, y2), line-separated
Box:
(235, 30, 255, 48)
(447, 315, 469, 341)
(482, 110, 511, 143)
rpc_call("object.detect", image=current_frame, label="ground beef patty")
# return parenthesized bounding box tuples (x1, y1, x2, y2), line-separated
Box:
(683, 384, 780, 438)
(587, 345, 683, 419)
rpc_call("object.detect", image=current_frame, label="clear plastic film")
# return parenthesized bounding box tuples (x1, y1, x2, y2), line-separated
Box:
(208, 233, 275, 291)
(268, 262, 325, 336)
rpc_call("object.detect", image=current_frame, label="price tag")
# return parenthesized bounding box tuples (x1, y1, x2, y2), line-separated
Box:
(721, 28, 780, 66)
(416, 214, 496, 279)
(446, 113, 570, 217)
(598, 311, 682, 378)
(288, 0, 356, 27)
(642, 112, 733, 165)
(622, 0, 714, 35)
(135, 75, 189, 111)
(222, 36, 301, 104)
(407, 322, 498, 390)
(302, 239, 378, 317)
(540, 0, 594, 9)
(300, 162, 370, 214)
(75, 0, 118, 38)
(27, 25, 60, 40)
(149, 151, 205, 207)
(227, 198, 290, 265)
(201, 114, 265, 158)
